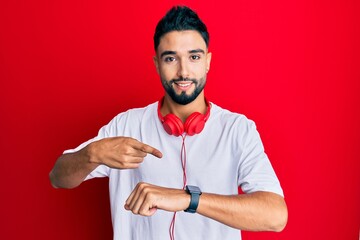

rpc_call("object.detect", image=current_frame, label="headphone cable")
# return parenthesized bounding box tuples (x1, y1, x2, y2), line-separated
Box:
(169, 134, 187, 240)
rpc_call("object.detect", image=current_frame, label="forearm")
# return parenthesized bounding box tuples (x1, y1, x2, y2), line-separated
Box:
(49, 137, 162, 189)
(196, 191, 288, 232)
(49, 146, 99, 189)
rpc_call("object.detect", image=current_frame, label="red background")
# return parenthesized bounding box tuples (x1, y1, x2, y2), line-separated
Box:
(1, 0, 359, 239)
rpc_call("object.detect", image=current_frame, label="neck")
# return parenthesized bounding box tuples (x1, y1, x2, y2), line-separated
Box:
(161, 93, 207, 122)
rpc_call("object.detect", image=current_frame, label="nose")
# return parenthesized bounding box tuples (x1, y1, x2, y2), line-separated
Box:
(177, 59, 190, 78)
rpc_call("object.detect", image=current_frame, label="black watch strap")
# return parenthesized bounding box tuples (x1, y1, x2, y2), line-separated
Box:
(184, 185, 202, 213)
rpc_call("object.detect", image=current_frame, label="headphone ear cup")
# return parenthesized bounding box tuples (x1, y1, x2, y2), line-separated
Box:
(184, 112, 206, 136)
(163, 114, 184, 136)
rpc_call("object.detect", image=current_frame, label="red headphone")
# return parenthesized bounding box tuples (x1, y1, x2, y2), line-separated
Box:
(157, 97, 211, 136)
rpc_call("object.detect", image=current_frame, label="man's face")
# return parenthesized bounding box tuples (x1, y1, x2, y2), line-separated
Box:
(154, 30, 212, 105)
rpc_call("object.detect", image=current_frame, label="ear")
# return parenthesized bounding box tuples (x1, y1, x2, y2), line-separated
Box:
(153, 56, 160, 74)
(206, 52, 212, 73)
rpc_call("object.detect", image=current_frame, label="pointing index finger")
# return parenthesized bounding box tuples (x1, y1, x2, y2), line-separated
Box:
(133, 141, 163, 158)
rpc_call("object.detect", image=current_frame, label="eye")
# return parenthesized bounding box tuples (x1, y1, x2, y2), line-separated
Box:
(164, 56, 176, 62)
(190, 55, 201, 61)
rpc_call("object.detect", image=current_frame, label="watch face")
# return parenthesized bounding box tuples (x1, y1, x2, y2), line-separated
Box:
(186, 185, 201, 194)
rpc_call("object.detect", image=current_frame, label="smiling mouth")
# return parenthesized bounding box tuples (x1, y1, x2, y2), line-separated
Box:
(173, 80, 194, 91)
(175, 82, 192, 87)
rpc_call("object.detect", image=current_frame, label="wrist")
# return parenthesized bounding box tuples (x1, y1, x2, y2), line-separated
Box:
(83, 143, 99, 165)
(184, 185, 202, 213)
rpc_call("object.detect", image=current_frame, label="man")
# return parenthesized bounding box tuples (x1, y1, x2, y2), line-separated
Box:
(50, 5, 288, 240)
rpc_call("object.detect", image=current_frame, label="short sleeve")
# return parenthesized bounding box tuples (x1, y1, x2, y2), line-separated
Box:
(62, 117, 120, 180)
(237, 121, 284, 197)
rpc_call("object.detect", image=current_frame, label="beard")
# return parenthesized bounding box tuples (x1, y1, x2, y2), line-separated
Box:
(161, 76, 206, 105)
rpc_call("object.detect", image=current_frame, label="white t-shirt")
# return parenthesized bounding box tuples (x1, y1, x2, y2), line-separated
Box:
(65, 101, 284, 240)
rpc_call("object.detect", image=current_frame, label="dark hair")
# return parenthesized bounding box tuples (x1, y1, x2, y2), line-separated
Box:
(154, 6, 209, 50)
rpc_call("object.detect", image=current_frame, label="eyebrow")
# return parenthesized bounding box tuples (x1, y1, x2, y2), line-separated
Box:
(189, 49, 205, 54)
(160, 51, 176, 58)
(160, 49, 205, 58)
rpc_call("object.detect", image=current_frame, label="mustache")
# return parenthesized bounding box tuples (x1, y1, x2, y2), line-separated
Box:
(170, 77, 197, 84)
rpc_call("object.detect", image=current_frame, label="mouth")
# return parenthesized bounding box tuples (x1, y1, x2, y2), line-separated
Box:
(176, 81, 192, 87)
(173, 81, 194, 91)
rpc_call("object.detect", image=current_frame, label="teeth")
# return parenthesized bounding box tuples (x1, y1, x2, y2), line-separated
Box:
(177, 83, 191, 87)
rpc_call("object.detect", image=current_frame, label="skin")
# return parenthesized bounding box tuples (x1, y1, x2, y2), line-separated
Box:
(49, 137, 162, 189)
(49, 30, 288, 232)
(154, 30, 211, 122)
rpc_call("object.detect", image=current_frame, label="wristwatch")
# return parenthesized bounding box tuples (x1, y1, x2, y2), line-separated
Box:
(184, 185, 202, 213)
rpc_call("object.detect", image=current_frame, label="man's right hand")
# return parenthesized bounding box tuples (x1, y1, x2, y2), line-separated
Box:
(86, 137, 163, 169)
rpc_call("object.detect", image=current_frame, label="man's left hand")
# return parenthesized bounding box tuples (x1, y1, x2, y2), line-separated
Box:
(124, 182, 190, 216)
